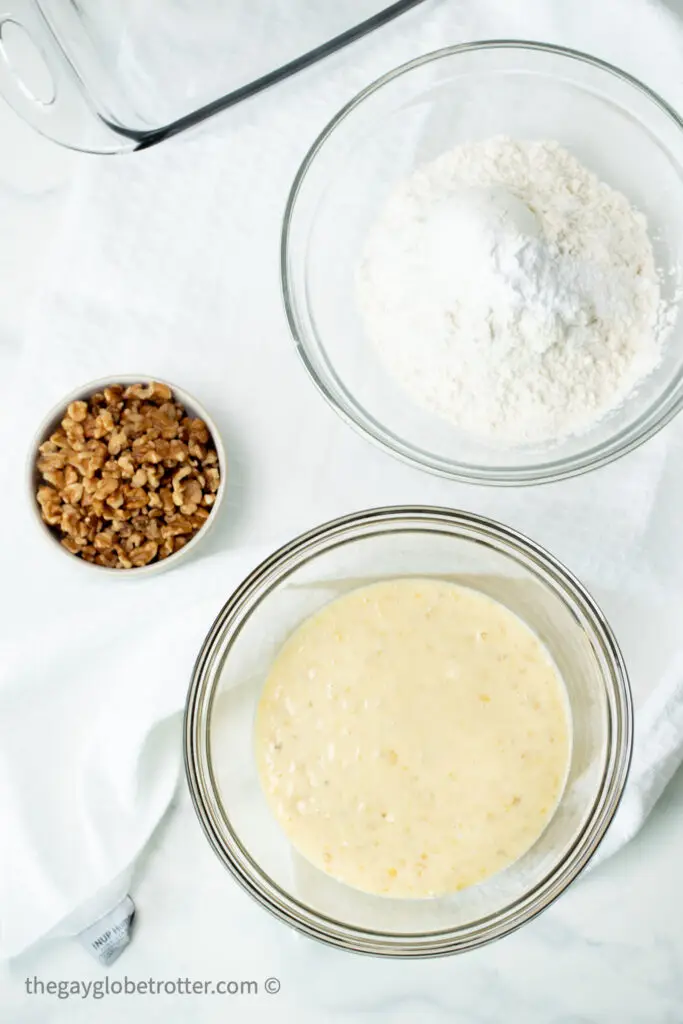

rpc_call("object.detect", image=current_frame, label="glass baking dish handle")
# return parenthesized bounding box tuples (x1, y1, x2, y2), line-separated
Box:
(0, 0, 134, 152)
(0, 0, 429, 153)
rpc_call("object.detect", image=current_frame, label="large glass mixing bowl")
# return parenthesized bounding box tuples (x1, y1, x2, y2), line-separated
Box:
(184, 507, 632, 956)
(281, 42, 683, 484)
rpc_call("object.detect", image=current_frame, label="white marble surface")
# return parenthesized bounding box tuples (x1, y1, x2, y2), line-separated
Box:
(2, 17, 683, 1020)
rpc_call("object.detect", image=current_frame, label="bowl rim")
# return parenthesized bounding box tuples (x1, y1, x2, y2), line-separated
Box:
(28, 374, 227, 577)
(281, 38, 683, 486)
(184, 505, 633, 956)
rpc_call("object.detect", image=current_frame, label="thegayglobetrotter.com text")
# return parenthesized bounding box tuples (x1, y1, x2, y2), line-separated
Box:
(25, 976, 282, 1000)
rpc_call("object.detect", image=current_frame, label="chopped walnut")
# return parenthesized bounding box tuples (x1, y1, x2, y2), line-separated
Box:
(129, 540, 159, 567)
(159, 487, 175, 516)
(179, 478, 203, 515)
(67, 400, 88, 423)
(188, 439, 206, 461)
(62, 481, 84, 505)
(37, 486, 62, 526)
(124, 486, 148, 511)
(35, 381, 221, 569)
(94, 410, 115, 437)
(42, 468, 65, 490)
(118, 452, 136, 478)
(108, 430, 127, 456)
(185, 418, 209, 444)
(168, 439, 188, 463)
(158, 536, 174, 560)
(146, 465, 163, 490)
(124, 382, 172, 402)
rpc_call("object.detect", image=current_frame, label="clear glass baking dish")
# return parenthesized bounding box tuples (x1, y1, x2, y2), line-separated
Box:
(184, 506, 632, 956)
(0, 0, 427, 152)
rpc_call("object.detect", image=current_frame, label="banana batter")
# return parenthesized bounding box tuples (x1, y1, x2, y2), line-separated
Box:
(255, 578, 570, 898)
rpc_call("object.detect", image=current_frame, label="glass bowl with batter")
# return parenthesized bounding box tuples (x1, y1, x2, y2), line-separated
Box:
(281, 41, 683, 485)
(184, 507, 632, 956)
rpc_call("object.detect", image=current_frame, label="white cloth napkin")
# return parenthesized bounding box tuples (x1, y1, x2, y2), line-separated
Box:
(2, 0, 683, 962)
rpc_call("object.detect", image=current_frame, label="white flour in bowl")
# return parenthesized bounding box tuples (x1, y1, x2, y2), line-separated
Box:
(357, 137, 668, 446)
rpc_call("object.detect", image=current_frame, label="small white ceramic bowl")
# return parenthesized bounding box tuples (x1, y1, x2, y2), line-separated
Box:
(29, 375, 227, 577)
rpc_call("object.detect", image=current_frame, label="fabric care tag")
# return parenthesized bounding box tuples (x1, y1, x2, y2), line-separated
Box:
(77, 896, 136, 966)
